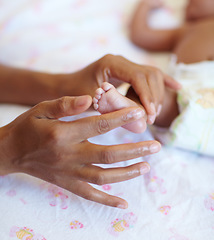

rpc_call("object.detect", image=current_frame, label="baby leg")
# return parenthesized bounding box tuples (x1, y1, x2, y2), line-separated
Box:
(93, 82, 147, 133)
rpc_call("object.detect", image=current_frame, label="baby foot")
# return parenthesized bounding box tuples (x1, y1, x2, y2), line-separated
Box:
(93, 82, 147, 133)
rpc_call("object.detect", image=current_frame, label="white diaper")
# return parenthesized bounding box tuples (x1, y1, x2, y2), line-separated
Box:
(154, 58, 214, 156)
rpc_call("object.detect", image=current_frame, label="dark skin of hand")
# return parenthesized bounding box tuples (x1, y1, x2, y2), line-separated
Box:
(0, 95, 161, 208)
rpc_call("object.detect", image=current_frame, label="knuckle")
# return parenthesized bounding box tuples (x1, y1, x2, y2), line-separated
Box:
(31, 101, 48, 116)
(102, 54, 114, 62)
(100, 148, 115, 164)
(44, 128, 65, 164)
(96, 117, 110, 134)
(153, 68, 162, 78)
(98, 54, 115, 70)
(114, 54, 124, 60)
(147, 70, 156, 80)
(57, 96, 71, 113)
(46, 125, 62, 145)
(134, 70, 146, 82)
(93, 172, 105, 186)
(82, 191, 93, 201)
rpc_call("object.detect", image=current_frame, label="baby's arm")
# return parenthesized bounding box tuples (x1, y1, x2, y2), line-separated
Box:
(130, 0, 182, 51)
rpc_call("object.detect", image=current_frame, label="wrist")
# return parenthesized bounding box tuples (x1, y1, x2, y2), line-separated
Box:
(0, 64, 61, 105)
(54, 69, 99, 98)
(0, 125, 16, 175)
(52, 73, 72, 98)
(27, 71, 60, 104)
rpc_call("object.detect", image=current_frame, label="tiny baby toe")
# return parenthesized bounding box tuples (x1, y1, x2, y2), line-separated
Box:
(95, 94, 101, 100)
(95, 88, 105, 95)
(102, 82, 113, 92)
(93, 97, 98, 104)
(94, 103, 99, 110)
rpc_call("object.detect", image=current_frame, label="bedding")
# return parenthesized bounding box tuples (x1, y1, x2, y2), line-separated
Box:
(154, 59, 214, 157)
(0, 0, 214, 239)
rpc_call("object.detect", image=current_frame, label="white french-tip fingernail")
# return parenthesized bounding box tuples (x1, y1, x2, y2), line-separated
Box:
(150, 102, 156, 115)
(140, 164, 150, 175)
(149, 143, 160, 153)
(157, 104, 162, 116)
(126, 109, 145, 121)
(132, 109, 145, 120)
(142, 146, 149, 152)
(148, 114, 156, 124)
(117, 204, 127, 209)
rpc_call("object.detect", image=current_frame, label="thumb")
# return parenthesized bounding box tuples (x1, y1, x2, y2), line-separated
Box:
(36, 95, 92, 119)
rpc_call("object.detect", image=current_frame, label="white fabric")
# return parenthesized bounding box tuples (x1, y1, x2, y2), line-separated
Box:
(155, 59, 214, 156)
(1, 0, 214, 240)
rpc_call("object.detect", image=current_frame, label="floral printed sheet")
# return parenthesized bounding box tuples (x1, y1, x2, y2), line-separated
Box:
(0, 0, 214, 239)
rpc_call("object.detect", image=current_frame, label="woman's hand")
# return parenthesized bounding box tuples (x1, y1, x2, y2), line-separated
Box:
(0, 96, 161, 208)
(58, 54, 181, 124)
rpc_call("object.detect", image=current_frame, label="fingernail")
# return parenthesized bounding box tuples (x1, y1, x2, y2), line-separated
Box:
(117, 203, 128, 209)
(149, 143, 161, 153)
(157, 104, 162, 116)
(140, 164, 150, 175)
(150, 102, 156, 115)
(148, 114, 156, 124)
(142, 146, 149, 152)
(75, 96, 87, 107)
(127, 109, 145, 120)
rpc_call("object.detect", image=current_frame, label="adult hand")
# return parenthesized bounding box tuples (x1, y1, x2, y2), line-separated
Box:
(144, 0, 164, 9)
(0, 96, 161, 208)
(58, 54, 181, 124)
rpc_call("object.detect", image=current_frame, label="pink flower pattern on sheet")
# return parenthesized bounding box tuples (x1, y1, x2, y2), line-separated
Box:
(144, 169, 167, 194)
(102, 184, 112, 191)
(10, 226, 46, 240)
(6, 189, 17, 197)
(70, 220, 84, 230)
(168, 228, 189, 240)
(159, 205, 171, 215)
(0, 1, 214, 239)
(46, 184, 69, 209)
(204, 192, 214, 211)
(108, 212, 137, 237)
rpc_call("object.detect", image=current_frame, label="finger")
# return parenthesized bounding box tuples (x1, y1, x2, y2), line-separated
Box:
(75, 162, 151, 185)
(146, 73, 164, 124)
(107, 57, 155, 112)
(133, 77, 156, 117)
(164, 74, 182, 90)
(146, 75, 158, 124)
(149, 73, 165, 107)
(78, 140, 161, 164)
(99, 55, 155, 116)
(67, 180, 128, 209)
(62, 107, 145, 142)
(35, 95, 92, 119)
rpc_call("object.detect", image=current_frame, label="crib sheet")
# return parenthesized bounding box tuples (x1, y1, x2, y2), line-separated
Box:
(0, 0, 214, 239)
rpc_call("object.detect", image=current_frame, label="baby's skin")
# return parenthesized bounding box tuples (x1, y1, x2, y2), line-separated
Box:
(93, 82, 178, 130)
(93, 82, 147, 133)
(127, 0, 214, 127)
(130, 0, 214, 64)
